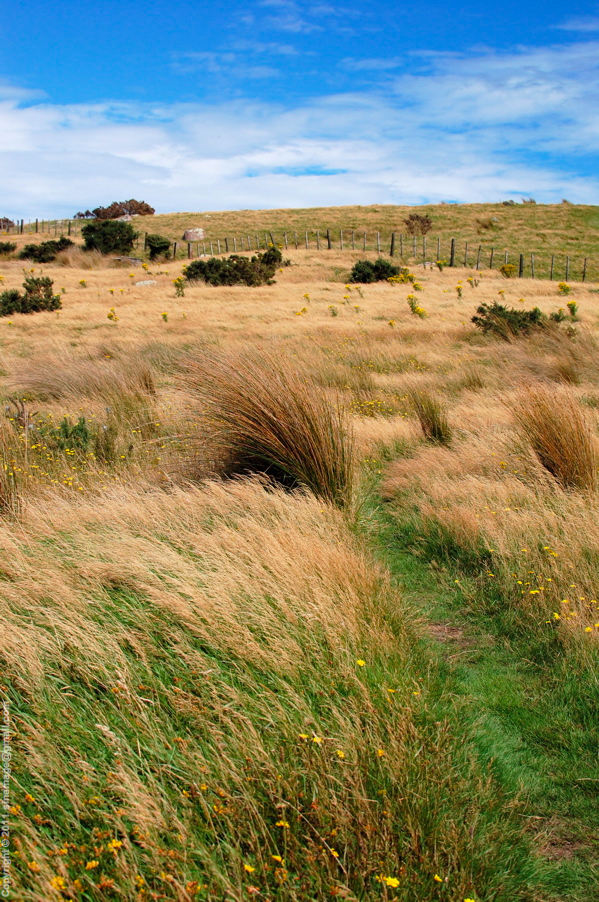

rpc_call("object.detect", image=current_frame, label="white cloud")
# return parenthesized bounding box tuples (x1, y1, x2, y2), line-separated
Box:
(2, 40, 599, 218)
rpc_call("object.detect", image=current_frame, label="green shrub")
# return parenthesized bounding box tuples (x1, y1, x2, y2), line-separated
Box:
(0, 289, 22, 317)
(472, 301, 545, 340)
(0, 276, 62, 317)
(350, 258, 400, 283)
(0, 241, 16, 256)
(185, 246, 286, 287)
(18, 237, 73, 263)
(146, 234, 172, 260)
(36, 416, 91, 454)
(81, 220, 138, 255)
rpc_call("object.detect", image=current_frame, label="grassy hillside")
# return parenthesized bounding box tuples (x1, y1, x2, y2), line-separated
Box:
(15, 202, 599, 281)
(1, 243, 598, 900)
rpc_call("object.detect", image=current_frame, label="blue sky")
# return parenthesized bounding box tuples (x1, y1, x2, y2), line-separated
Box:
(2, 0, 599, 216)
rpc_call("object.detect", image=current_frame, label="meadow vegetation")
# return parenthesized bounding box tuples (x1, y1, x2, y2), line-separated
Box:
(1, 212, 598, 900)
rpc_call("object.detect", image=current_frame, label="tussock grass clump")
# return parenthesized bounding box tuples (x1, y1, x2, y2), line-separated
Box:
(513, 385, 598, 491)
(0, 423, 21, 516)
(408, 388, 452, 445)
(185, 350, 355, 507)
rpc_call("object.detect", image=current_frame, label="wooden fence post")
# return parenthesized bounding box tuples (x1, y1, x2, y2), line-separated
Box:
(437, 236, 441, 259)
(305, 231, 309, 249)
(188, 242, 192, 259)
(566, 256, 570, 280)
(464, 242, 469, 266)
(412, 235, 416, 257)
(217, 240, 221, 254)
(210, 242, 214, 254)
(377, 232, 381, 253)
(67, 221, 71, 236)
(489, 248, 494, 269)
(518, 253, 524, 277)
(504, 251, 509, 265)
(390, 233, 395, 257)
(363, 232, 366, 251)
(340, 229, 344, 250)
(449, 238, 455, 267)
(326, 228, 332, 249)
(294, 231, 298, 249)
(225, 238, 229, 252)
(284, 232, 288, 249)
(269, 232, 276, 248)
(233, 238, 237, 252)
(530, 253, 535, 278)
(582, 258, 587, 282)
(241, 236, 245, 251)
(476, 245, 481, 269)
(422, 236, 426, 263)
(264, 233, 268, 248)
(35, 219, 38, 233)
(351, 230, 355, 250)
(203, 242, 206, 255)
(256, 234, 260, 249)
(316, 230, 320, 250)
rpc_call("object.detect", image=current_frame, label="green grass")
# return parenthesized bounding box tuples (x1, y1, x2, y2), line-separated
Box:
(358, 478, 599, 901)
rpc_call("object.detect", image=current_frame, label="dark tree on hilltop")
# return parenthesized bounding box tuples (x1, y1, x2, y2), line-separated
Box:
(403, 213, 433, 236)
(74, 199, 155, 220)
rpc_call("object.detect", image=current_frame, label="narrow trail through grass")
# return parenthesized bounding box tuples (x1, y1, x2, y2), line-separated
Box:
(358, 482, 599, 902)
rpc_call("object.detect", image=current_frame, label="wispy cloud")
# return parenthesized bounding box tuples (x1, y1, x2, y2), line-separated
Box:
(2, 39, 599, 218)
(172, 51, 279, 79)
(555, 15, 599, 32)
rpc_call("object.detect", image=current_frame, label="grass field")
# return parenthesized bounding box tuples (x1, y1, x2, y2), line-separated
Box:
(1, 225, 599, 901)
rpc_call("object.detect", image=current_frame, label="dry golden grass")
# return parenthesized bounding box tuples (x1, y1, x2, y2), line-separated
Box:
(513, 383, 598, 491)
(184, 349, 355, 506)
(3, 236, 599, 898)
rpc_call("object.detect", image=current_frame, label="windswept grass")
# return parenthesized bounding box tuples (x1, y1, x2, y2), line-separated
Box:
(184, 350, 355, 507)
(3, 481, 540, 901)
(408, 387, 452, 445)
(513, 384, 598, 491)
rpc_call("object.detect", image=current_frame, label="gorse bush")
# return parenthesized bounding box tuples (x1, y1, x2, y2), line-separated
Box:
(0, 241, 16, 256)
(185, 246, 287, 287)
(500, 263, 517, 278)
(472, 301, 546, 340)
(81, 220, 138, 255)
(185, 350, 355, 507)
(18, 236, 73, 263)
(0, 275, 61, 316)
(350, 258, 400, 283)
(513, 385, 597, 491)
(145, 233, 172, 260)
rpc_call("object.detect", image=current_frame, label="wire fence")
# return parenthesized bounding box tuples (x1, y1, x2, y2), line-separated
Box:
(2, 219, 596, 283)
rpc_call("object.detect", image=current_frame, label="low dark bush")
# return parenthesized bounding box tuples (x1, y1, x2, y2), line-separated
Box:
(146, 234, 172, 260)
(349, 258, 400, 283)
(185, 246, 287, 287)
(472, 302, 546, 340)
(0, 242, 16, 256)
(81, 220, 138, 255)
(18, 237, 73, 263)
(0, 276, 62, 317)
